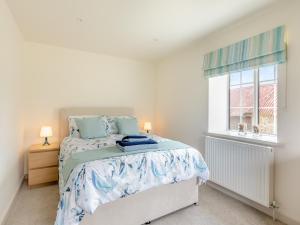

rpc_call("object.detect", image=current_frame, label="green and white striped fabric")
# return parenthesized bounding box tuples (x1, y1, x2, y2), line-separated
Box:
(203, 26, 286, 78)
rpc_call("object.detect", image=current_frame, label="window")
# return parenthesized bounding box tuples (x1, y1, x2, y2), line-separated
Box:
(229, 69, 255, 132)
(209, 64, 278, 136)
(258, 66, 278, 135)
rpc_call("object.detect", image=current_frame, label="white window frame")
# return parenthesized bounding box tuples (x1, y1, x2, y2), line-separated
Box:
(227, 65, 278, 136)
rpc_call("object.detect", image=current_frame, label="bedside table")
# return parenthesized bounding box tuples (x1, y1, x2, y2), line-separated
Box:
(28, 143, 59, 187)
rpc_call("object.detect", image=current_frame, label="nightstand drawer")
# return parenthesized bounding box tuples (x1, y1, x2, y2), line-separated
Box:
(29, 151, 58, 169)
(28, 166, 58, 186)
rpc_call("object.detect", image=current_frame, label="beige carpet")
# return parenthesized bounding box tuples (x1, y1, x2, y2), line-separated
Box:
(5, 182, 284, 225)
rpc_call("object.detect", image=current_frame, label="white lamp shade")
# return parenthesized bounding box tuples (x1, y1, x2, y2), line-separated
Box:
(144, 122, 152, 131)
(40, 126, 53, 137)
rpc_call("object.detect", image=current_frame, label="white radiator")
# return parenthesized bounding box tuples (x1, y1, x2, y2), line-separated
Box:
(205, 136, 274, 207)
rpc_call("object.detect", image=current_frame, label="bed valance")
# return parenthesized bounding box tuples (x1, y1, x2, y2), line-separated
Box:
(203, 26, 286, 78)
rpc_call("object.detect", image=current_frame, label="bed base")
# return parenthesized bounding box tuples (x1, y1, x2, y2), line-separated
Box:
(80, 178, 199, 225)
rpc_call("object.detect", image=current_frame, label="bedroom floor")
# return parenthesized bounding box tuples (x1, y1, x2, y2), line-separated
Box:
(5, 182, 284, 225)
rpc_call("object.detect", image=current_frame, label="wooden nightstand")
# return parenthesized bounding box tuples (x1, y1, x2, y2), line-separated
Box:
(28, 143, 59, 187)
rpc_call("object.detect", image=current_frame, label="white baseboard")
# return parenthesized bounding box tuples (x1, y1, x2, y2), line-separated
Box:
(278, 212, 300, 225)
(0, 176, 24, 225)
(208, 181, 300, 225)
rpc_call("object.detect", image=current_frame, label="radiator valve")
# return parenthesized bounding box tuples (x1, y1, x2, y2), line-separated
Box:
(270, 201, 279, 221)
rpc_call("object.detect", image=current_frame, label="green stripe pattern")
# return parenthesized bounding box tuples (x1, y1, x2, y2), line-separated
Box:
(203, 26, 287, 78)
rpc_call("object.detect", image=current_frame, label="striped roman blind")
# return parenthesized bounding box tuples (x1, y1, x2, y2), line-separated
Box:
(203, 26, 287, 78)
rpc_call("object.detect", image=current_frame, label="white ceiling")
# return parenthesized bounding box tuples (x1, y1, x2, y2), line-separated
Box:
(7, 0, 278, 61)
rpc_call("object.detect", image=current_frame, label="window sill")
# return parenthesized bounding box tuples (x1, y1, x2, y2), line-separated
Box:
(206, 131, 280, 147)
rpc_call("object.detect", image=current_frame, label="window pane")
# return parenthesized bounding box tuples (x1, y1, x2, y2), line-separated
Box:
(230, 108, 240, 130)
(241, 84, 254, 107)
(242, 69, 254, 84)
(230, 86, 240, 107)
(259, 83, 277, 108)
(259, 65, 275, 82)
(259, 65, 277, 135)
(259, 108, 275, 134)
(230, 72, 240, 85)
(229, 70, 254, 132)
(241, 108, 254, 131)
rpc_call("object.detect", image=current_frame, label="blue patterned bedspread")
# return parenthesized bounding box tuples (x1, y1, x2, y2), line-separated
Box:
(54, 135, 209, 225)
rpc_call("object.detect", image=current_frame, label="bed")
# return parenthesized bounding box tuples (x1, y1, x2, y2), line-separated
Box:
(55, 107, 209, 225)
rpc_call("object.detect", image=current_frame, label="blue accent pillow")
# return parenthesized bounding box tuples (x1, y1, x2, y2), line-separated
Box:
(117, 118, 139, 135)
(75, 117, 107, 139)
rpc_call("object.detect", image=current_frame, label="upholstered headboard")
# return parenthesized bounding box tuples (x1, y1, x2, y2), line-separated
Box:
(59, 107, 134, 142)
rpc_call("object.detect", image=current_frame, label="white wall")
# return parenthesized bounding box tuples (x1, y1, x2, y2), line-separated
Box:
(208, 75, 228, 132)
(23, 42, 156, 162)
(2, 0, 299, 224)
(156, 0, 300, 224)
(0, 0, 24, 223)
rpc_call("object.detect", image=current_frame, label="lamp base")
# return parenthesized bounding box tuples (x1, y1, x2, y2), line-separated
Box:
(43, 137, 50, 146)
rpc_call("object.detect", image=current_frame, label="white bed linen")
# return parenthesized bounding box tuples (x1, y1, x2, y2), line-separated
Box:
(55, 135, 209, 225)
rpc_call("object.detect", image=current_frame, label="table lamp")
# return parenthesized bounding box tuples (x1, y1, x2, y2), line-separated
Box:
(40, 126, 53, 145)
(144, 122, 152, 134)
